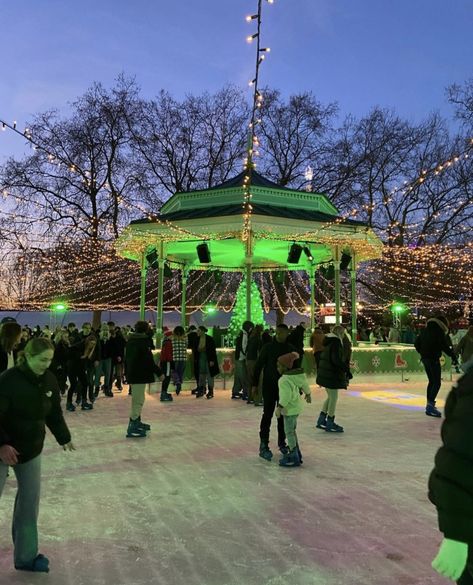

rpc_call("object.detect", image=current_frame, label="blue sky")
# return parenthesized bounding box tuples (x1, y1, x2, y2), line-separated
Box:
(0, 0, 472, 162)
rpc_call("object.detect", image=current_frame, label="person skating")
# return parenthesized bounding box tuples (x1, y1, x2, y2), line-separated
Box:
(246, 324, 263, 405)
(429, 366, 473, 583)
(275, 352, 311, 467)
(310, 325, 325, 371)
(191, 326, 219, 399)
(0, 321, 22, 374)
(159, 330, 174, 402)
(456, 325, 473, 372)
(252, 323, 298, 461)
(315, 325, 348, 433)
(0, 337, 75, 573)
(187, 325, 199, 394)
(287, 322, 306, 368)
(124, 321, 163, 438)
(171, 326, 187, 395)
(415, 314, 458, 418)
(232, 320, 253, 400)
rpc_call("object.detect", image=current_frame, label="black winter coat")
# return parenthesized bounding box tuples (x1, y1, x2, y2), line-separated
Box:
(192, 335, 219, 379)
(109, 333, 126, 364)
(252, 339, 297, 392)
(125, 333, 162, 384)
(428, 368, 473, 544)
(415, 318, 456, 361)
(0, 348, 9, 374)
(316, 334, 348, 389)
(0, 364, 71, 463)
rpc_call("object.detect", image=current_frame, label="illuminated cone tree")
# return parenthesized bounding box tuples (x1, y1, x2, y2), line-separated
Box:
(228, 278, 266, 341)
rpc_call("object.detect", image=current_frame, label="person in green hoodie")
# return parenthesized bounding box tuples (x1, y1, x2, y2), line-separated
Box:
(275, 352, 311, 467)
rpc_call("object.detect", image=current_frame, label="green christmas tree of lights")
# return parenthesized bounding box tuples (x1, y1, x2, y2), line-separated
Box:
(228, 278, 266, 341)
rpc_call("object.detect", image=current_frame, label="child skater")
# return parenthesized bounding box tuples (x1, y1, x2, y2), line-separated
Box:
(275, 352, 311, 467)
(429, 363, 473, 583)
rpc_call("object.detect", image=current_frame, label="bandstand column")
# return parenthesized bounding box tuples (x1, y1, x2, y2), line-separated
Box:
(139, 250, 147, 320)
(245, 231, 254, 322)
(156, 241, 165, 339)
(333, 245, 341, 325)
(181, 267, 188, 328)
(350, 251, 358, 346)
(309, 264, 316, 331)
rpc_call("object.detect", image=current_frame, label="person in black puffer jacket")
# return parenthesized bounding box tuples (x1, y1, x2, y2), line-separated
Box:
(315, 325, 348, 433)
(415, 315, 458, 418)
(429, 365, 473, 583)
(125, 321, 163, 438)
(0, 337, 74, 573)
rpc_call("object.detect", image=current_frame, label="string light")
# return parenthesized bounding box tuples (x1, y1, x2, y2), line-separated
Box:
(242, 0, 274, 243)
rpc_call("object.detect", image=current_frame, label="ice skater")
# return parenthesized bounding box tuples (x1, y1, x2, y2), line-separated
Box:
(429, 361, 473, 583)
(415, 314, 458, 417)
(125, 321, 163, 438)
(275, 352, 311, 467)
(252, 323, 298, 461)
(315, 325, 349, 433)
(0, 338, 75, 573)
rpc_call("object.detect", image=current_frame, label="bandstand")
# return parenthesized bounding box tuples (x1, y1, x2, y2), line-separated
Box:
(115, 170, 383, 343)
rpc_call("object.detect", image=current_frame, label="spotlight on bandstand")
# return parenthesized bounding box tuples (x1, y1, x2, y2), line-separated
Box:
(197, 242, 211, 263)
(146, 248, 159, 270)
(287, 243, 302, 264)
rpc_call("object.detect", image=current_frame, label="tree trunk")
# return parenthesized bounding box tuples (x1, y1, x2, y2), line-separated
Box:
(92, 310, 102, 331)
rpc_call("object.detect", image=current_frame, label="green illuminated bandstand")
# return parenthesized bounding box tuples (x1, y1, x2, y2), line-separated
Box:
(115, 170, 383, 340)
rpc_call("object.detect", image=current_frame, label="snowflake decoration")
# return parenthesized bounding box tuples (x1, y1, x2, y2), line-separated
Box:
(372, 356, 381, 368)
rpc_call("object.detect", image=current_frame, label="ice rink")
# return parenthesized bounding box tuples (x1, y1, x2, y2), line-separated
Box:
(0, 372, 458, 585)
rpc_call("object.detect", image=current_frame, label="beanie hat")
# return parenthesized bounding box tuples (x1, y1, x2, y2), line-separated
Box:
(277, 352, 299, 370)
(1, 316, 17, 324)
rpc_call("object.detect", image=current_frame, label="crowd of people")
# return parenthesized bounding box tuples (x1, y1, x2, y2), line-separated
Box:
(0, 314, 473, 580)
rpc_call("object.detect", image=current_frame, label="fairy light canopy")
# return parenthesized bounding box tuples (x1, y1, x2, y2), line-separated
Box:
(115, 169, 383, 270)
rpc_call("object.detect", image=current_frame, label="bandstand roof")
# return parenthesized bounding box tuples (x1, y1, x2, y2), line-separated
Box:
(116, 171, 383, 271)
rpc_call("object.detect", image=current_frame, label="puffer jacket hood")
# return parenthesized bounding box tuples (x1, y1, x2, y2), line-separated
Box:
(426, 318, 449, 334)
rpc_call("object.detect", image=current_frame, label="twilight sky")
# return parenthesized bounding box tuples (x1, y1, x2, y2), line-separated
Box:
(0, 0, 472, 163)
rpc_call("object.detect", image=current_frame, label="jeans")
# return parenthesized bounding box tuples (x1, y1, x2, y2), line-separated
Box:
(100, 358, 112, 391)
(422, 358, 442, 404)
(130, 383, 146, 420)
(86, 362, 101, 401)
(259, 387, 285, 446)
(173, 360, 186, 390)
(283, 414, 299, 450)
(0, 455, 41, 567)
(67, 361, 88, 404)
(232, 360, 248, 397)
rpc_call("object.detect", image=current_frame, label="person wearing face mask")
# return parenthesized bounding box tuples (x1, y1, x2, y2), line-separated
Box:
(0, 337, 75, 573)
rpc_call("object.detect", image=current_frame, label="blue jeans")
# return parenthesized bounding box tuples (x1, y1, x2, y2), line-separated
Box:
(100, 358, 112, 390)
(173, 360, 186, 390)
(232, 360, 248, 397)
(0, 455, 42, 567)
(421, 358, 442, 404)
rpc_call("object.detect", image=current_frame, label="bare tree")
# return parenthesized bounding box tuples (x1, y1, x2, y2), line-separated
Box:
(0, 76, 143, 244)
(129, 86, 249, 207)
(257, 89, 337, 188)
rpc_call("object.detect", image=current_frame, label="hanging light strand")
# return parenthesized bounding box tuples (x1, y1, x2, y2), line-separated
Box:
(242, 0, 274, 242)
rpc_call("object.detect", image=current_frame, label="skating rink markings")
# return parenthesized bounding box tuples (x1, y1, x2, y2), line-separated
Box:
(347, 390, 445, 410)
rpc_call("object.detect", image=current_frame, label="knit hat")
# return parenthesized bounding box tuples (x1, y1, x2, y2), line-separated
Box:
(277, 352, 299, 370)
(1, 316, 17, 324)
(164, 330, 173, 337)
